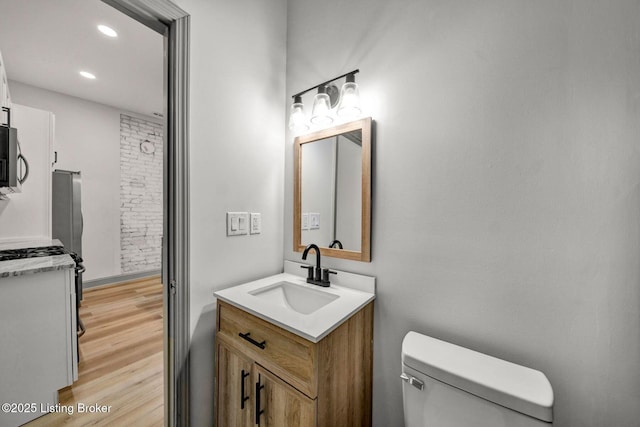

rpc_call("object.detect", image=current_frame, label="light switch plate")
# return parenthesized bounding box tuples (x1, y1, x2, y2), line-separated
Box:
(302, 213, 309, 230)
(250, 213, 261, 234)
(227, 212, 249, 236)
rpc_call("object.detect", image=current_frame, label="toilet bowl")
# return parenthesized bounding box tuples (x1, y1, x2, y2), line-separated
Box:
(401, 331, 553, 427)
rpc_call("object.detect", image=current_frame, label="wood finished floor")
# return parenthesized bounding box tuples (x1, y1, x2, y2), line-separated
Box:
(25, 276, 164, 426)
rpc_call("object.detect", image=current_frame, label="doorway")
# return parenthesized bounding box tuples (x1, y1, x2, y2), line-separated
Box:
(103, 2, 190, 425)
(82, 1, 191, 425)
(0, 0, 190, 425)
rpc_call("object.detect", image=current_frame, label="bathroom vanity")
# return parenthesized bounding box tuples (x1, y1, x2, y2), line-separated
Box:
(214, 262, 375, 426)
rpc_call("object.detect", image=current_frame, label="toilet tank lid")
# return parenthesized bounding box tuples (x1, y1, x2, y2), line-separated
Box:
(402, 331, 553, 423)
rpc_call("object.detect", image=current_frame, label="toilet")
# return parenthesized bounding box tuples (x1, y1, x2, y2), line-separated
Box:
(401, 331, 554, 427)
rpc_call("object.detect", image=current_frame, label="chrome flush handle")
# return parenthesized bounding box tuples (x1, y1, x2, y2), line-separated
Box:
(400, 372, 424, 390)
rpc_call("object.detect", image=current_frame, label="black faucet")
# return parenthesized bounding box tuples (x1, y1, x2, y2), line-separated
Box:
(328, 239, 343, 249)
(301, 243, 336, 287)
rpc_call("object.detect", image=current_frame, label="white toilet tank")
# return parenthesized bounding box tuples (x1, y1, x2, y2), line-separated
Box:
(401, 331, 553, 427)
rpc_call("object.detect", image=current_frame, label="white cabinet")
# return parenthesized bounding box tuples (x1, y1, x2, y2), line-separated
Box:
(0, 49, 11, 126)
(0, 104, 54, 240)
(0, 267, 77, 426)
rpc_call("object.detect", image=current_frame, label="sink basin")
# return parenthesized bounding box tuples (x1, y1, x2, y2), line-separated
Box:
(249, 281, 339, 315)
(214, 266, 376, 341)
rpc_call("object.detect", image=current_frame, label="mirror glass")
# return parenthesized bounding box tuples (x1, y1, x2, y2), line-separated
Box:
(294, 117, 371, 262)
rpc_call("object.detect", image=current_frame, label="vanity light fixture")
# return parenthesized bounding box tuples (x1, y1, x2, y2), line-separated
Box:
(288, 69, 361, 132)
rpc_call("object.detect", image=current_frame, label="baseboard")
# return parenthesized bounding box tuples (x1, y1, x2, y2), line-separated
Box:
(83, 269, 161, 289)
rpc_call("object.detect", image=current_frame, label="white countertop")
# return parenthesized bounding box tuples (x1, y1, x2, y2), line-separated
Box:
(0, 238, 64, 251)
(0, 238, 74, 278)
(0, 255, 75, 278)
(214, 265, 375, 343)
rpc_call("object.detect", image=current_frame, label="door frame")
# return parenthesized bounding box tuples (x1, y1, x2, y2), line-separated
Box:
(100, 1, 190, 426)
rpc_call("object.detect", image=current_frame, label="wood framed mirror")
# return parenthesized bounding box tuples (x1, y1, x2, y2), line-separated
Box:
(294, 117, 371, 262)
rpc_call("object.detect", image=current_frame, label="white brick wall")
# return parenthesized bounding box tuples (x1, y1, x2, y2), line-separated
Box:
(120, 114, 163, 273)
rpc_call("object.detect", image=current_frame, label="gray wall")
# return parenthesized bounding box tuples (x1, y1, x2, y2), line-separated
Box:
(335, 134, 362, 251)
(301, 137, 335, 246)
(285, 0, 640, 426)
(173, 0, 287, 425)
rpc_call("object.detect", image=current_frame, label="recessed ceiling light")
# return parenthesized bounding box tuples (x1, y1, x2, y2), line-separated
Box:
(97, 24, 118, 38)
(79, 71, 96, 80)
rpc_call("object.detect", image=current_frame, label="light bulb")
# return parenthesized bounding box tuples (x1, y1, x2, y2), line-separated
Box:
(288, 97, 309, 133)
(337, 74, 361, 118)
(310, 88, 334, 126)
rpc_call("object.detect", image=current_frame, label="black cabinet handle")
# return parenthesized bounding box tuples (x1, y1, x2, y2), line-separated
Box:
(17, 153, 29, 184)
(255, 374, 265, 425)
(240, 369, 250, 409)
(239, 332, 266, 349)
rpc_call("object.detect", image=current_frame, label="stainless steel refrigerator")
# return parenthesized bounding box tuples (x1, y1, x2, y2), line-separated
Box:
(52, 169, 84, 299)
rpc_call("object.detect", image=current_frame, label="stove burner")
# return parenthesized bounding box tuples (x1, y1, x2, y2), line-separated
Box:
(0, 245, 68, 261)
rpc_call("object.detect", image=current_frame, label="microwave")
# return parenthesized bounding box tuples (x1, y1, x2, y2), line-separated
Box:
(0, 107, 28, 192)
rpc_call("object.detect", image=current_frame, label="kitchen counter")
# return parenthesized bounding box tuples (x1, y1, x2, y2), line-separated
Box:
(0, 238, 74, 278)
(0, 238, 64, 251)
(0, 254, 75, 278)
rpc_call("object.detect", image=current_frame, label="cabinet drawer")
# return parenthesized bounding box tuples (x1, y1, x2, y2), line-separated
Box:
(217, 301, 317, 396)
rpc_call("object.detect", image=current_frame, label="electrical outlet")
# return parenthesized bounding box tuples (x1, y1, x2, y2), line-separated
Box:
(309, 213, 320, 230)
(250, 213, 261, 234)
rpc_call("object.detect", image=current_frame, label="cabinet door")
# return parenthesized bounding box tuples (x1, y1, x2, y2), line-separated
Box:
(254, 365, 316, 427)
(217, 340, 254, 427)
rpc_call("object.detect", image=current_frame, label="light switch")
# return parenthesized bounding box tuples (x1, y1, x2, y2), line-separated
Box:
(302, 213, 309, 230)
(250, 213, 261, 234)
(227, 212, 249, 236)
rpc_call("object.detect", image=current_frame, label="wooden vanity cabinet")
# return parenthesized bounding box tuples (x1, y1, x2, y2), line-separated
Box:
(215, 300, 373, 427)
(216, 340, 254, 426)
(255, 364, 317, 427)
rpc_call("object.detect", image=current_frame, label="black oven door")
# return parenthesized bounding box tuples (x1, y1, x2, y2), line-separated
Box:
(0, 125, 13, 186)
